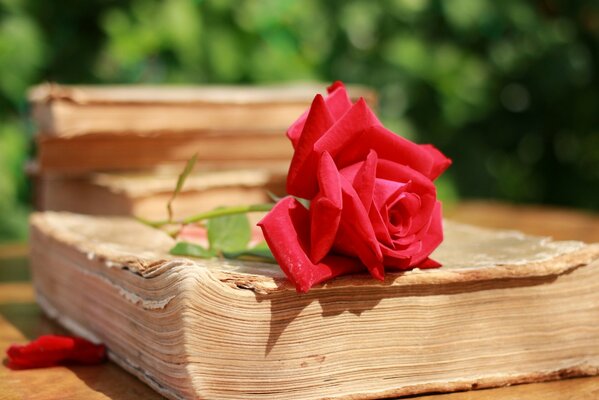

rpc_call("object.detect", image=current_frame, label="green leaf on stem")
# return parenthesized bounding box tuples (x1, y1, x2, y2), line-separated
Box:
(139, 203, 275, 228)
(207, 213, 251, 253)
(167, 153, 198, 223)
(170, 241, 216, 258)
(223, 241, 276, 263)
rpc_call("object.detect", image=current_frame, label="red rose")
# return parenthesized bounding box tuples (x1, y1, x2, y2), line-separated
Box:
(259, 82, 451, 292)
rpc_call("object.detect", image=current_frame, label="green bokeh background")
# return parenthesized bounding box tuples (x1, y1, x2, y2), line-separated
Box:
(1, 0, 598, 242)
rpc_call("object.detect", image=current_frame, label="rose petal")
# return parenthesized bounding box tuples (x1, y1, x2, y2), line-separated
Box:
(368, 205, 394, 247)
(390, 232, 418, 246)
(380, 240, 419, 268)
(327, 80, 344, 93)
(372, 178, 413, 239)
(387, 192, 421, 236)
(310, 152, 343, 263)
(383, 200, 443, 269)
(376, 160, 437, 235)
(338, 125, 449, 180)
(340, 149, 378, 210)
(258, 197, 362, 292)
(287, 84, 353, 149)
(323, 82, 353, 121)
(287, 98, 379, 198)
(333, 176, 385, 280)
(286, 95, 335, 198)
(420, 144, 453, 180)
(373, 178, 410, 211)
(371, 126, 438, 176)
(408, 201, 444, 266)
(417, 258, 442, 269)
(6, 335, 106, 370)
(313, 98, 380, 164)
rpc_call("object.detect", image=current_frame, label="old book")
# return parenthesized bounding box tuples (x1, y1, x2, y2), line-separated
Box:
(32, 167, 286, 220)
(35, 130, 294, 173)
(29, 83, 377, 137)
(29, 212, 599, 400)
(29, 84, 376, 173)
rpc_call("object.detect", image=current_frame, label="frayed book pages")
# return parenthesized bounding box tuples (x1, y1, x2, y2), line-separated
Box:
(30, 212, 599, 400)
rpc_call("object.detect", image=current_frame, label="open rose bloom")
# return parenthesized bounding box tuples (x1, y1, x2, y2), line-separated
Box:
(259, 82, 452, 293)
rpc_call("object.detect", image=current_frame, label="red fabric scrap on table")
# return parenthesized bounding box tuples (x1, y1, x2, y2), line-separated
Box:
(6, 335, 106, 369)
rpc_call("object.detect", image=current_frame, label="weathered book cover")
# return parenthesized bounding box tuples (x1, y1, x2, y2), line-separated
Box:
(35, 130, 295, 173)
(29, 84, 377, 172)
(29, 212, 599, 400)
(32, 168, 286, 220)
(29, 83, 377, 137)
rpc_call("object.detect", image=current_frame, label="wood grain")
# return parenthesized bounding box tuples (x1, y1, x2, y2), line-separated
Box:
(0, 285, 163, 400)
(416, 375, 599, 400)
(0, 239, 161, 400)
(1, 202, 599, 399)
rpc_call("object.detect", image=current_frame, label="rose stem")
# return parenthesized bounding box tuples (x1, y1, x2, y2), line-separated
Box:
(137, 203, 275, 228)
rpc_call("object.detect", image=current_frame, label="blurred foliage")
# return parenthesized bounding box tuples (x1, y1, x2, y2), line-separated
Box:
(1, 0, 599, 242)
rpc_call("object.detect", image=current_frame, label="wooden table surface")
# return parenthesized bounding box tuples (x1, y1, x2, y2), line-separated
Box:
(1, 201, 599, 400)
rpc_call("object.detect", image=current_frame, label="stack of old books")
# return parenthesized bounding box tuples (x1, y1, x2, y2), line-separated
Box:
(28, 83, 376, 220)
(25, 83, 599, 400)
